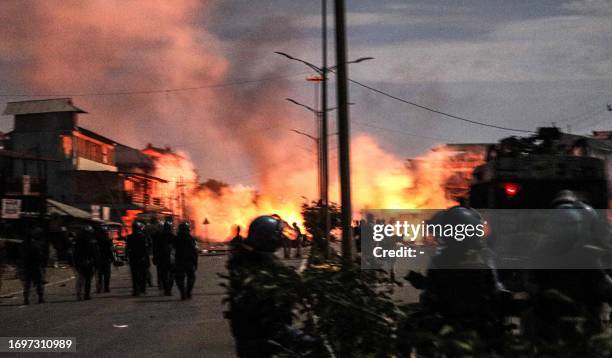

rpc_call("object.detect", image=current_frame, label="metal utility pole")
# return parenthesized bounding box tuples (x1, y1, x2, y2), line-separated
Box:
(334, 0, 353, 263)
(289, 128, 320, 190)
(306, 75, 324, 200)
(275, 46, 370, 260)
(177, 176, 186, 222)
(321, 0, 331, 255)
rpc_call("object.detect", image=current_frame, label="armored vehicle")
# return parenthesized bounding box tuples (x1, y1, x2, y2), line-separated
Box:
(469, 127, 608, 209)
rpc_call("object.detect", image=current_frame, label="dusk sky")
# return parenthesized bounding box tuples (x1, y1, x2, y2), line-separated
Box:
(1, 0, 611, 185)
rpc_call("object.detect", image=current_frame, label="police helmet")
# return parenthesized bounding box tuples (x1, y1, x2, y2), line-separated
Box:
(178, 222, 191, 234)
(552, 189, 578, 206)
(93, 224, 107, 233)
(428, 206, 484, 247)
(132, 221, 145, 233)
(162, 220, 173, 233)
(245, 215, 285, 252)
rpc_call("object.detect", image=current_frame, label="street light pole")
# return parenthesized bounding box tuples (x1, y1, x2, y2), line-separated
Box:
(275, 48, 371, 262)
(306, 75, 324, 203)
(289, 128, 320, 193)
(334, 0, 353, 264)
(321, 0, 330, 255)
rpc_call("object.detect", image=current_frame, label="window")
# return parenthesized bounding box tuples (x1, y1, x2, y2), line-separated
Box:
(60, 135, 73, 158)
(102, 146, 108, 163)
(124, 179, 134, 192)
(76, 137, 113, 164)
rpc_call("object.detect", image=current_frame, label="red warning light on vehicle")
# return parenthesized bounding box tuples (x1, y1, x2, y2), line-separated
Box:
(502, 182, 520, 198)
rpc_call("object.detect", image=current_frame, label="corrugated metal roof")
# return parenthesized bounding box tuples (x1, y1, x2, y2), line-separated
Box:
(3, 98, 87, 115)
(47, 199, 92, 219)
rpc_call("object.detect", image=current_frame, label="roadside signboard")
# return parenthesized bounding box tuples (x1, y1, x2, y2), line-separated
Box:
(2, 198, 22, 219)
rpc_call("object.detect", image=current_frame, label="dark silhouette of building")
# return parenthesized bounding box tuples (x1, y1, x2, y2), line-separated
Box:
(2, 98, 171, 228)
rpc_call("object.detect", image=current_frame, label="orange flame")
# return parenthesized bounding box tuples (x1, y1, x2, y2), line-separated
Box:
(148, 134, 484, 242)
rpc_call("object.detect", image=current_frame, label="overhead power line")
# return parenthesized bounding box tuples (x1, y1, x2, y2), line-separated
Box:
(2, 67, 535, 135)
(352, 120, 453, 142)
(0, 72, 310, 98)
(347, 78, 534, 134)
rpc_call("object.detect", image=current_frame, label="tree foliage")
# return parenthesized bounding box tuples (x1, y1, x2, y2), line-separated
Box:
(300, 200, 341, 241)
(222, 248, 612, 357)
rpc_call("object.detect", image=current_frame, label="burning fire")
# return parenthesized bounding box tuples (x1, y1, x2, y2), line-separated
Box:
(147, 148, 304, 240)
(0, 2, 486, 241)
(148, 134, 472, 242)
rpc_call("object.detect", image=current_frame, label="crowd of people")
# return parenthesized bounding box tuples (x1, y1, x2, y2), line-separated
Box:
(15, 216, 199, 305)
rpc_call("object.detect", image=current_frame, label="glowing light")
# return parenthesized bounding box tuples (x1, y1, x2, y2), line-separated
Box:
(502, 182, 520, 198)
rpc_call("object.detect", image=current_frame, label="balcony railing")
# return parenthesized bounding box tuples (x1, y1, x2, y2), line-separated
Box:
(123, 191, 163, 207)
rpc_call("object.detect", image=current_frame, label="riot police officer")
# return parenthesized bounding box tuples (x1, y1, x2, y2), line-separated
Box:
(153, 218, 175, 296)
(528, 190, 612, 339)
(150, 217, 164, 291)
(127, 221, 149, 296)
(402, 206, 507, 354)
(94, 225, 114, 293)
(20, 226, 48, 305)
(145, 218, 158, 288)
(226, 215, 297, 358)
(73, 225, 99, 301)
(411, 206, 505, 310)
(173, 222, 198, 300)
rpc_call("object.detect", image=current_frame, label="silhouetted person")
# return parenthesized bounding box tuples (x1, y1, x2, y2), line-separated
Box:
(174, 222, 198, 300)
(282, 233, 291, 259)
(227, 215, 297, 358)
(292, 222, 303, 258)
(127, 221, 149, 296)
(94, 225, 114, 293)
(150, 217, 164, 291)
(153, 218, 175, 296)
(353, 220, 363, 253)
(403, 206, 507, 355)
(145, 218, 157, 288)
(229, 225, 244, 253)
(20, 226, 48, 305)
(380, 217, 399, 281)
(73, 226, 99, 301)
(528, 190, 612, 340)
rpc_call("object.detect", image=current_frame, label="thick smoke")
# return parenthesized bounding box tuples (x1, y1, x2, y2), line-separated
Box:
(1, 1, 457, 240)
(209, 16, 314, 193)
(0, 0, 229, 173)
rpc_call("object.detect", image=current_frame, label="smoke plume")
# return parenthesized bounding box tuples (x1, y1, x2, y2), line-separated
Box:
(1, 1, 457, 240)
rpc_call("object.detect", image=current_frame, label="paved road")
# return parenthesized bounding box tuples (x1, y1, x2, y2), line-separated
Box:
(0, 254, 236, 357)
(0, 247, 416, 357)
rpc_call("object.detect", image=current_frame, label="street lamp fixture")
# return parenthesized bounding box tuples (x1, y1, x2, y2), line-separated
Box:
(285, 98, 354, 115)
(306, 75, 324, 82)
(276, 50, 373, 260)
(274, 51, 374, 74)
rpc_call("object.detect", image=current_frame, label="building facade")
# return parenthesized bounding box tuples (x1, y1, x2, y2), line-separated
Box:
(2, 98, 172, 228)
